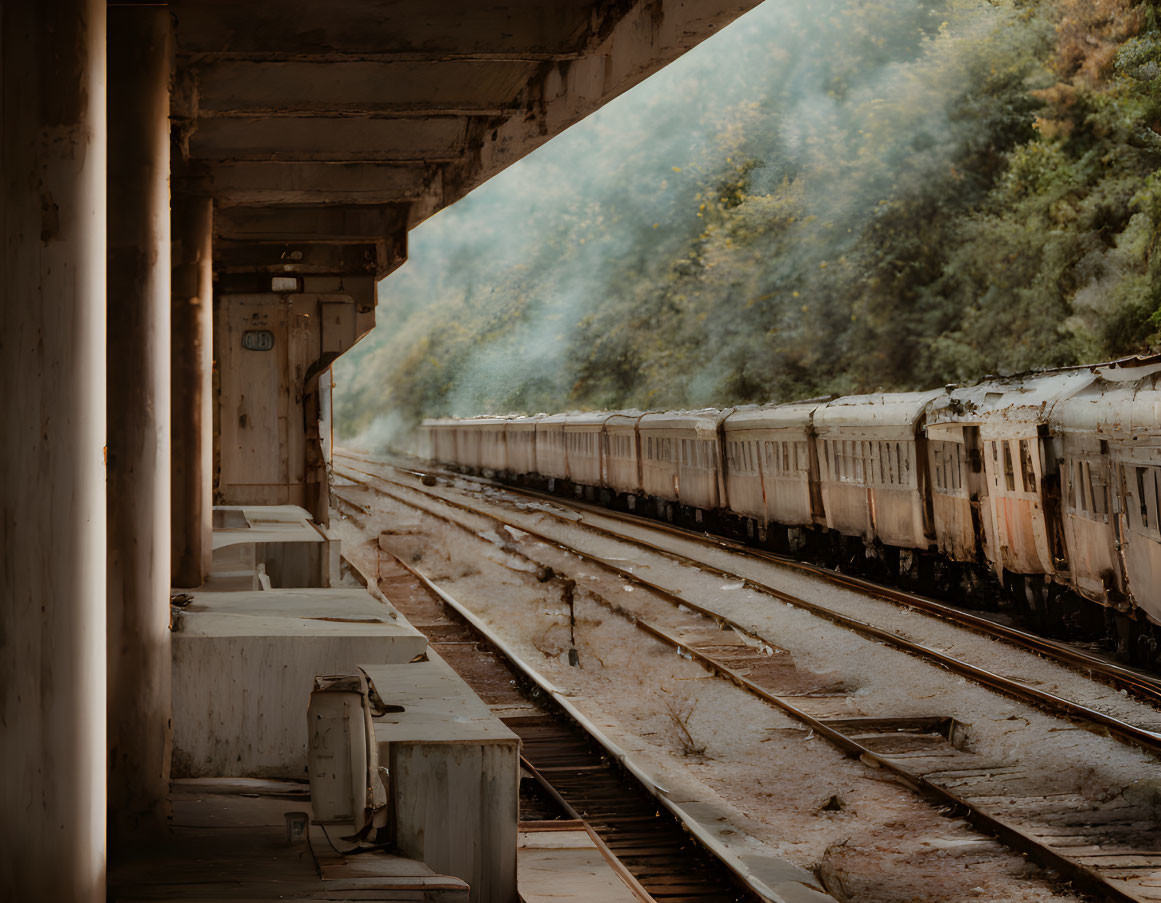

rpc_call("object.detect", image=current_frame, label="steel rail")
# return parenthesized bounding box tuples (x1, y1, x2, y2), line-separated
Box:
(336, 449, 1161, 709)
(338, 469, 1150, 903)
(334, 461, 1161, 762)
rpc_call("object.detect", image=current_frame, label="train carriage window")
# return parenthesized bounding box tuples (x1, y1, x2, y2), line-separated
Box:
(1135, 466, 1160, 532)
(779, 441, 789, 474)
(933, 445, 944, 491)
(647, 437, 653, 460)
(1019, 440, 1037, 493)
(1003, 442, 1016, 492)
(1088, 463, 1109, 518)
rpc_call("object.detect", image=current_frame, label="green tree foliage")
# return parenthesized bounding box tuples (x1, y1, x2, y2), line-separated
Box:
(334, 0, 1161, 448)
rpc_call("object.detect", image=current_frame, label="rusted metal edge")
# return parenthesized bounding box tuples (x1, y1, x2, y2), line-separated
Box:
(336, 462, 1161, 762)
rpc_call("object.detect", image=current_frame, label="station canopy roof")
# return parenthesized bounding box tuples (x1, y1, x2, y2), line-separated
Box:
(171, 0, 762, 277)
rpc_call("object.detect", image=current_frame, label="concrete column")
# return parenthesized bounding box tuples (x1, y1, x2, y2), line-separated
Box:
(0, 0, 107, 900)
(106, 4, 173, 842)
(171, 196, 214, 587)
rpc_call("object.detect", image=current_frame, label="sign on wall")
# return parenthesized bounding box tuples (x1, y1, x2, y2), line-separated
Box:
(242, 329, 275, 351)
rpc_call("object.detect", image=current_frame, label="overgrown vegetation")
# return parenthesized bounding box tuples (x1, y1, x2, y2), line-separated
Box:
(335, 0, 1161, 447)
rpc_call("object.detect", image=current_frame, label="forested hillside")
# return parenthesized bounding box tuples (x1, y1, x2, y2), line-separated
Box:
(334, 0, 1161, 446)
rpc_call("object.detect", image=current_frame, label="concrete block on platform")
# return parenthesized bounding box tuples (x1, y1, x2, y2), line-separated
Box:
(210, 504, 339, 589)
(172, 588, 427, 779)
(362, 656, 521, 903)
(111, 778, 469, 902)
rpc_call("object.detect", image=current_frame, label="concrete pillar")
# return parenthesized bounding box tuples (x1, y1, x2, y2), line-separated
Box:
(171, 196, 214, 587)
(106, 4, 173, 842)
(0, 1, 107, 900)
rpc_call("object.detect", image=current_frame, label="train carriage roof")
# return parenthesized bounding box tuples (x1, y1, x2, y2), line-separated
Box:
(564, 411, 614, 429)
(1053, 369, 1161, 437)
(505, 414, 544, 429)
(723, 400, 828, 432)
(928, 371, 1094, 430)
(605, 410, 649, 429)
(639, 408, 730, 433)
(814, 390, 944, 436)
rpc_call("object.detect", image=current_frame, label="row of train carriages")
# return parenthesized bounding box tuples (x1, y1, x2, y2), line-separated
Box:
(418, 356, 1161, 663)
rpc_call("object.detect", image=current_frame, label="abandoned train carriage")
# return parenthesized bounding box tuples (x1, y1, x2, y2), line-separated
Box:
(604, 411, 646, 501)
(1052, 362, 1161, 626)
(721, 402, 825, 546)
(417, 356, 1161, 659)
(812, 390, 942, 555)
(637, 409, 730, 515)
(504, 414, 542, 478)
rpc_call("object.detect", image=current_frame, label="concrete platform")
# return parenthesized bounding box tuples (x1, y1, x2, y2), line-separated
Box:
(172, 589, 427, 778)
(363, 656, 521, 903)
(209, 504, 338, 589)
(109, 779, 469, 902)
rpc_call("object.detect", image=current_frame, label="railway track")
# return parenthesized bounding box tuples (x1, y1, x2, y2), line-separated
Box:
(335, 453, 1161, 755)
(342, 449, 1161, 710)
(369, 530, 765, 903)
(334, 453, 1161, 903)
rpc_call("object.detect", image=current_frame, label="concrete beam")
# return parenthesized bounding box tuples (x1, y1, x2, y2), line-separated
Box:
(433, 0, 763, 223)
(106, 4, 174, 841)
(1, 0, 107, 899)
(214, 204, 409, 244)
(188, 115, 469, 162)
(172, 0, 595, 60)
(192, 59, 539, 116)
(179, 161, 440, 208)
(213, 238, 405, 279)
